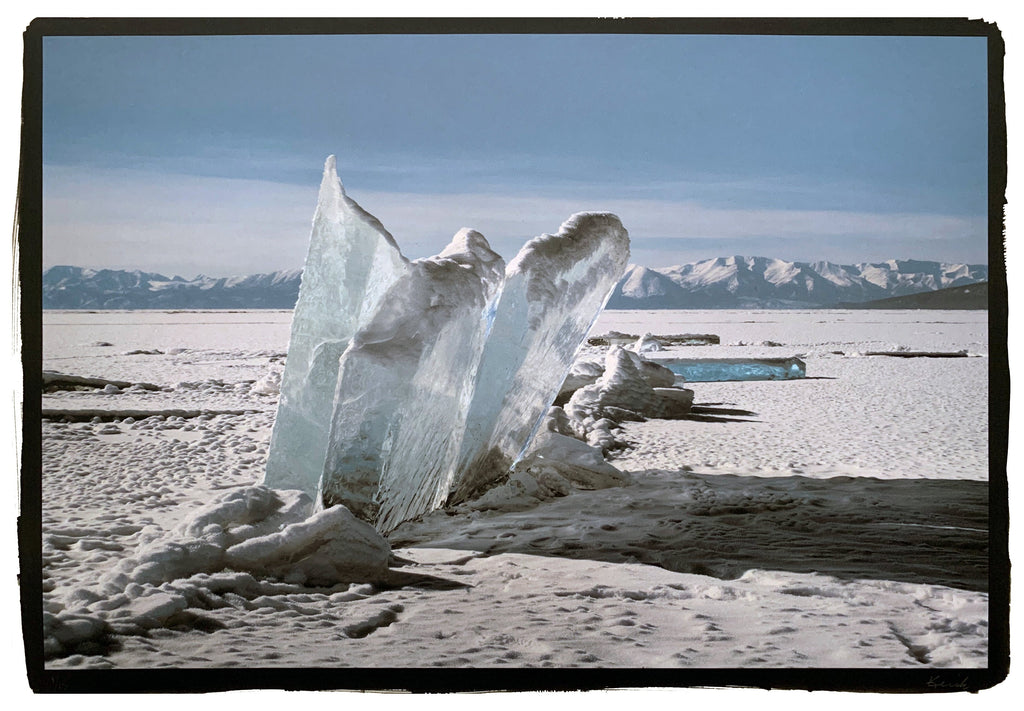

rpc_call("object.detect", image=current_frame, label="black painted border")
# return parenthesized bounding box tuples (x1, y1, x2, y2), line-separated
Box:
(18, 16, 1010, 694)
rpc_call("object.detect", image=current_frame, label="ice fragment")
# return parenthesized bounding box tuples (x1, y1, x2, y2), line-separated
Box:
(264, 156, 408, 496)
(267, 158, 629, 530)
(321, 229, 505, 529)
(656, 357, 806, 382)
(448, 213, 630, 503)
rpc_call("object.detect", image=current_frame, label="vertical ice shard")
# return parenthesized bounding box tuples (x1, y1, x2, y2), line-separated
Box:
(321, 230, 506, 529)
(448, 212, 630, 502)
(263, 156, 409, 497)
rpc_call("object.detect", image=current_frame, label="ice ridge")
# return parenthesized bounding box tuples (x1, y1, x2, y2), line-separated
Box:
(265, 157, 629, 531)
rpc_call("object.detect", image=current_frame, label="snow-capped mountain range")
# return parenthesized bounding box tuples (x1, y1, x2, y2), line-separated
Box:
(606, 256, 987, 309)
(42, 266, 303, 309)
(42, 257, 988, 310)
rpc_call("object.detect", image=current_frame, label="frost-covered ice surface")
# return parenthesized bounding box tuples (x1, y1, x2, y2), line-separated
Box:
(41, 308, 988, 669)
(657, 356, 806, 382)
(590, 310, 988, 480)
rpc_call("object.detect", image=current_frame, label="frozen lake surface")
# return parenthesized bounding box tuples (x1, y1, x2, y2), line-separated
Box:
(588, 310, 988, 481)
(39, 309, 990, 670)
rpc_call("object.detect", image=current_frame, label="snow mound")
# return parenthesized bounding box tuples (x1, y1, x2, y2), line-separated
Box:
(630, 332, 662, 353)
(250, 365, 283, 396)
(556, 357, 607, 401)
(558, 346, 694, 454)
(567, 346, 658, 422)
(225, 504, 390, 585)
(516, 430, 631, 490)
(557, 349, 675, 404)
(46, 485, 390, 659)
(467, 430, 630, 512)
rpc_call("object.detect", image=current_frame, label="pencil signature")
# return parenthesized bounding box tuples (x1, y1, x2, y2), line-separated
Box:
(926, 675, 971, 691)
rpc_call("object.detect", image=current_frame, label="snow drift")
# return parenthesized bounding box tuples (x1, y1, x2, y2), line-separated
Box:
(44, 485, 390, 659)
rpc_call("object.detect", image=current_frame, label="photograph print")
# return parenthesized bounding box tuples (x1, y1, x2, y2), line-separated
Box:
(20, 17, 1009, 692)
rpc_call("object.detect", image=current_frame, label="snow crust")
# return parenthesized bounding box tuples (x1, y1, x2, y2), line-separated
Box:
(40, 308, 990, 669)
(44, 484, 389, 659)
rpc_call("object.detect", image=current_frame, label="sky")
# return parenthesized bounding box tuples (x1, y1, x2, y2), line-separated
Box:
(41, 31, 989, 277)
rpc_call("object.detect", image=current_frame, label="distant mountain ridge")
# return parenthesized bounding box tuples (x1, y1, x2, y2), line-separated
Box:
(606, 256, 988, 309)
(43, 256, 989, 310)
(837, 281, 989, 310)
(43, 266, 302, 309)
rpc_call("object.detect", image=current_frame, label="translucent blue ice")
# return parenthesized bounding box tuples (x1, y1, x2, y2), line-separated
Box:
(264, 157, 409, 497)
(321, 230, 505, 530)
(657, 357, 806, 383)
(267, 158, 629, 530)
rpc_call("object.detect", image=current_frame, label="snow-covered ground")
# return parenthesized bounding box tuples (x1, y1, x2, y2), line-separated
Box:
(39, 309, 990, 670)
(592, 309, 989, 480)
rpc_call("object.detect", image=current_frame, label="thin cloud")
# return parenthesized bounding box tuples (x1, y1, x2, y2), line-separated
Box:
(356, 190, 985, 248)
(42, 165, 987, 278)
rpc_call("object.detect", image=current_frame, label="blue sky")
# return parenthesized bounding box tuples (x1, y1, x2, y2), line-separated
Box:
(42, 33, 989, 277)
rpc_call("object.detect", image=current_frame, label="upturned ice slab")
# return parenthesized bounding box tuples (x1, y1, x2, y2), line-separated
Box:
(321, 229, 505, 530)
(264, 156, 408, 497)
(448, 213, 630, 503)
(268, 158, 629, 530)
